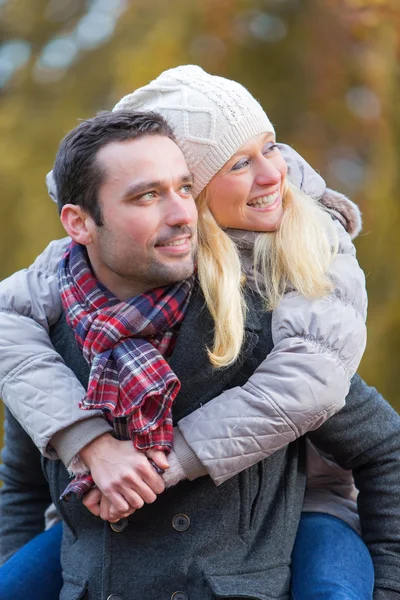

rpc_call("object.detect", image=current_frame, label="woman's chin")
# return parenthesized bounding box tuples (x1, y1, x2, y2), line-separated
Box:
(218, 206, 283, 232)
(249, 210, 283, 233)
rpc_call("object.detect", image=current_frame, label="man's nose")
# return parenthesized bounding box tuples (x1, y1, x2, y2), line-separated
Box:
(254, 157, 281, 187)
(165, 192, 196, 227)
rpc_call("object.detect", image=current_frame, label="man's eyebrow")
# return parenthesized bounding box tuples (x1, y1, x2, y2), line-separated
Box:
(122, 173, 194, 200)
(122, 181, 160, 199)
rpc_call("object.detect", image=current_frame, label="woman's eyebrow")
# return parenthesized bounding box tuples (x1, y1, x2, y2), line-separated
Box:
(228, 133, 276, 162)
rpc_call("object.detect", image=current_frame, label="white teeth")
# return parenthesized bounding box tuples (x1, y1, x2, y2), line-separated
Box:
(164, 238, 186, 247)
(248, 191, 279, 207)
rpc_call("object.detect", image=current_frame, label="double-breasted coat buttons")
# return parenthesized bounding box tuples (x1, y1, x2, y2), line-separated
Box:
(172, 514, 190, 532)
(109, 517, 128, 533)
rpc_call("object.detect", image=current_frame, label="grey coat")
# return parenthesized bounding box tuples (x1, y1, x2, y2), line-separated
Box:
(0, 408, 51, 565)
(43, 285, 400, 600)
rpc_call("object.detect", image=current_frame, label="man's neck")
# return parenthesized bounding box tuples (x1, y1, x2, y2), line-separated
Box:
(87, 250, 150, 301)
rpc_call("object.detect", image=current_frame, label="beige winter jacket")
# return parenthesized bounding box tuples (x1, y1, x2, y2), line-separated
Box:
(0, 147, 366, 530)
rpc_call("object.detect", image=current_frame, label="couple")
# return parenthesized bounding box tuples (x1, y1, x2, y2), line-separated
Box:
(0, 65, 399, 600)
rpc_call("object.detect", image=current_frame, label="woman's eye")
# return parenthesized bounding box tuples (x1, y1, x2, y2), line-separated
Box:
(263, 143, 278, 155)
(231, 158, 250, 171)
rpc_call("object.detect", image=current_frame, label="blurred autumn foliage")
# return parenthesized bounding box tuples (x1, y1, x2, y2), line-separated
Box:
(0, 0, 400, 432)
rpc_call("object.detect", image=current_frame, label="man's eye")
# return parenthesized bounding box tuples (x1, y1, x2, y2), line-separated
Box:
(231, 158, 250, 171)
(180, 184, 193, 194)
(141, 191, 156, 200)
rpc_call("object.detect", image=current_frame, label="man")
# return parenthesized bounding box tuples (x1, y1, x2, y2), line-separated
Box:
(51, 108, 197, 518)
(1, 108, 400, 600)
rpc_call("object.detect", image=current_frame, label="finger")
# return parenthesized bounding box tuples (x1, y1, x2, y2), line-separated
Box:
(109, 504, 136, 521)
(137, 462, 166, 495)
(100, 493, 136, 522)
(120, 484, 153, 508)
(99, 495, 113, 521)
(101, 487, 131, 513)
(99, 495, 131, 522)
(82, 487, 102, 516)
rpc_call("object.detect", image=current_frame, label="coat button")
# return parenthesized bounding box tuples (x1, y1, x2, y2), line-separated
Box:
(171, 593, 188, 600)
(107, 595, 124, 600)
(172, 514, 190, 532)
(110, 518, 128, 533)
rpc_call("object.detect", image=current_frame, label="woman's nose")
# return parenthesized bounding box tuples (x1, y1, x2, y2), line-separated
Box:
(254, 157, 281, 187)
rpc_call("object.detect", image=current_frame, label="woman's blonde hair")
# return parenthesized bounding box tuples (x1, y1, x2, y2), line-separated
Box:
(196, 179, 338, 368)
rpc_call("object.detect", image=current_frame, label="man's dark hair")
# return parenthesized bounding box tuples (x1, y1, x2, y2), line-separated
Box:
(53, 110, 176, 226)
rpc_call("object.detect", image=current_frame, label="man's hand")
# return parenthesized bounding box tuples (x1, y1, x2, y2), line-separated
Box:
(79, 433, 166, 520)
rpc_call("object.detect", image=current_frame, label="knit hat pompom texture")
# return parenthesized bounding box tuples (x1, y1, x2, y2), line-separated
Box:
(113, 65, 274, 198)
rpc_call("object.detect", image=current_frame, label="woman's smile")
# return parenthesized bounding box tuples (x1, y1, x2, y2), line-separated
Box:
(246, 190, 281, 210)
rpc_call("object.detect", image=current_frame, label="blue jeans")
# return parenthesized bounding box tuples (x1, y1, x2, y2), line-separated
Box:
(291, 512, 374, 599)
(0, 522, 63, 600)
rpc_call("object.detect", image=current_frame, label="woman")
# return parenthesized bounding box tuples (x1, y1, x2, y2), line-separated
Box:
(0, 66, 375, 599)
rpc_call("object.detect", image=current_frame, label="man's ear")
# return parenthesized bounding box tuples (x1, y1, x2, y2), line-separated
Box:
(60, 204, 95, 245)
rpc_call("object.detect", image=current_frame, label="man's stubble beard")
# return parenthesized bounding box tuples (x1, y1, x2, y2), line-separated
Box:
(100, 239, 197, 290)
(139, 250, 196, 288)
(145, 234, 198, 287)
(94, 223, 198, 294)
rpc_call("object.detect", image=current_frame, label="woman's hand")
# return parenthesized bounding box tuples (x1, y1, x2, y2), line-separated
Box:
(79, 433, 166, 521)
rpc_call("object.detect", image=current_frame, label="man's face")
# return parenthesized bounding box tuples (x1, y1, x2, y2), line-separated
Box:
(88, 135, 197, 299)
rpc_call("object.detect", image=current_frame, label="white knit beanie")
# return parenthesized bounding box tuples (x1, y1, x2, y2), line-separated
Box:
(113, 65, 274, 198)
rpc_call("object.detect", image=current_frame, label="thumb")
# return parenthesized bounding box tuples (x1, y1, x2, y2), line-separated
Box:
(147, 449, 170, 470)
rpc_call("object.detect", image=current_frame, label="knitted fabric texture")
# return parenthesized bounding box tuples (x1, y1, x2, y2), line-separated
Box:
(58, 241, 193, 499)
(113, 65, 275, 198)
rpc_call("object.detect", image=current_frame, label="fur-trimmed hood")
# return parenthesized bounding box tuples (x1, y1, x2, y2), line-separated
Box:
(319, 188, 362, 240)
(277, 143, 362, 241)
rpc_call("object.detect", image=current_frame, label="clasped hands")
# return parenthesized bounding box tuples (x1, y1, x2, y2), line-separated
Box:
(79, 433, 169, 523)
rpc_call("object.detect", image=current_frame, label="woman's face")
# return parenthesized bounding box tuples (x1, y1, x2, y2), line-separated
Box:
(206, 132, 287, 232)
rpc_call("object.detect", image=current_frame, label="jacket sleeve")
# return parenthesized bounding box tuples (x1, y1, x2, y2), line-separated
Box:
(308, 375, 400, 599)
(0, 239, 112, 463)
(176, 220, 367, 485)
(0, 408, 51, 564)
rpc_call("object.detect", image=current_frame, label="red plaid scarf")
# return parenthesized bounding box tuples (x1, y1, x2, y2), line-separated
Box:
(58, 241, 193, 499)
